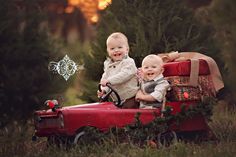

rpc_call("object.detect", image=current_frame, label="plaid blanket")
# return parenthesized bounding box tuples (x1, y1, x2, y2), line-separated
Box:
(165, 75, 215, 101)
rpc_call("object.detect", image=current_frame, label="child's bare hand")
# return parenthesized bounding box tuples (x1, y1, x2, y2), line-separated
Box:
(135, 90, 144, 101)
(97, 90, 105, 97)
(100, 79, 109, 87)
(136, 68, 143, 80)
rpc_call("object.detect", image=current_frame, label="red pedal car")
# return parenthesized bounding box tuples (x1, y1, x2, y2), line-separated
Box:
(33, 60, 216, 146)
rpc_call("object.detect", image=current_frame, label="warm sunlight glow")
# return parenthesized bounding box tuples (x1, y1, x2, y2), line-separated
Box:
(68, 0, 80, 6)
(66, 0, 112, 23)
(98, 0, 112, 10)
(65, 6, 75, 14)
(91, 14, 99, 23)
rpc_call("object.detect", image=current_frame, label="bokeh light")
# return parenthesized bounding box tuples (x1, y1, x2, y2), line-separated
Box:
(66, 0, 112, 23)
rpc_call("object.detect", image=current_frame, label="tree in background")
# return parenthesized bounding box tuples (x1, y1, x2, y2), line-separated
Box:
(208, 0, 236, 104)
(0, 0, 67, 126)
(81, 0, 219, 102)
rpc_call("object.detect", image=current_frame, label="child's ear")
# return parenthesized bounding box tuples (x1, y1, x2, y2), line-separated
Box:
(161, 67, 164, 73)
(125, 45, 129, 52)
(126, 47, 129, 53)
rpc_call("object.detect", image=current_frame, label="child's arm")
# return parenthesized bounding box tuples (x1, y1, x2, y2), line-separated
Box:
(135, 90, 156, 102)
(98, 63, 110, 95)
(106, 59, 137, 85)
(136, 81, 169, 102)
(149, 81, 169, 102)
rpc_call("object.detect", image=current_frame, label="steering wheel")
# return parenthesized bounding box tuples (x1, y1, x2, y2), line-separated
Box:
(98, 83, 122, 108)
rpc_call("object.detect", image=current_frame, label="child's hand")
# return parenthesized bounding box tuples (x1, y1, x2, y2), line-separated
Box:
(135, 90, 144, 101)
(97, 90, 106, 97)
(100, 79, 109, 87)
(136, 68, 143, 80)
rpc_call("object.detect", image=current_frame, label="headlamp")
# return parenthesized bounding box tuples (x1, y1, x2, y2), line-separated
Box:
(45, 100, 59, 112)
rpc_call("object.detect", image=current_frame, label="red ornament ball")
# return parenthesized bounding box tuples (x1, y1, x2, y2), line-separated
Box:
(183, 92, 189, 99)
(48, 101, 55, 109)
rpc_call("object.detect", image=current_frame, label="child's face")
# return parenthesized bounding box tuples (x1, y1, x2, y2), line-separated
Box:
(142, 58, 164, 81)
(107, 38, 128, 61)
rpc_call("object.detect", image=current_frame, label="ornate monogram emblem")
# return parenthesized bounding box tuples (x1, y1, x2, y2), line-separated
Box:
(48, 55, 83, 81)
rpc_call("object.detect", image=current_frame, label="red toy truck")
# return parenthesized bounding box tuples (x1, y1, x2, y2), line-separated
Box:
(33, 59, 216, 146)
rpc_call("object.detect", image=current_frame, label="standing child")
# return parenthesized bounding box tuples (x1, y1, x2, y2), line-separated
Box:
(135, 54, 169, 109)
(98, 32, 139, 108)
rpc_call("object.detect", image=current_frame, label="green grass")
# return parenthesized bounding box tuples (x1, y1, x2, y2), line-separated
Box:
(1, 102, 236, 157)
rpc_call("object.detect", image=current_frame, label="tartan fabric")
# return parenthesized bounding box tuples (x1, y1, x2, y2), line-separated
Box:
(165, 75, 215, 101)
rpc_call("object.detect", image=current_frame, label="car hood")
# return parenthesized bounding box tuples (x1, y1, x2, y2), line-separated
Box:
(35, 102, 117, 116)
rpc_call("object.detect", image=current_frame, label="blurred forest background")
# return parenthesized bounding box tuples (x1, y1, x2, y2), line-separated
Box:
(0, 0, 236, 127)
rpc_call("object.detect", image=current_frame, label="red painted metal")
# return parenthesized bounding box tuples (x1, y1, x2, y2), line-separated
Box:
(34, 101, 209, 137)
(34, 59, 212, 139)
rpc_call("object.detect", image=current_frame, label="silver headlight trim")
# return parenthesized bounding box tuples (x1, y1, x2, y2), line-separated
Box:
(58, 113, 64, 128)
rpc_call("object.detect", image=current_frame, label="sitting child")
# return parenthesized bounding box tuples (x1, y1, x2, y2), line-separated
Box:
(135, 54, 169, 109)
(98, 32, 139, 108)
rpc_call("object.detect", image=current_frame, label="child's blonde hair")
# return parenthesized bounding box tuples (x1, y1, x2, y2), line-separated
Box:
(142, 54, 163, 67)
(106, 32, 129, 49)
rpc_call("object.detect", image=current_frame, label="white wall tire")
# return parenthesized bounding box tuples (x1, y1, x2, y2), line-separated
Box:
(73, 131, 86, 144)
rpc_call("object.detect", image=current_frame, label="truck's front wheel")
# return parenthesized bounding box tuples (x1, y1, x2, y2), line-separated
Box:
(47, 135, 73, 148)
(73, 127, 103, 145)
(73, 131, 86, 144)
